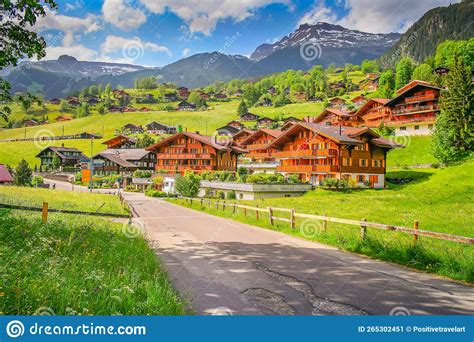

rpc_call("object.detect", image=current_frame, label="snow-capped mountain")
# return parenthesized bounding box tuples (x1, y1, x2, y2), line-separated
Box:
(11, 55, 148, 79)
(251, 22, 401, 61)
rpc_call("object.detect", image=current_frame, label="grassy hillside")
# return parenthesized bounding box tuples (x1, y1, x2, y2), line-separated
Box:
(173, 159, 474, 282)
(0, 187, 186, 315)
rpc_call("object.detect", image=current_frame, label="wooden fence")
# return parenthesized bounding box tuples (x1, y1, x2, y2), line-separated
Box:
(0, 203, 130, 223)
(177, 197, 474, 245)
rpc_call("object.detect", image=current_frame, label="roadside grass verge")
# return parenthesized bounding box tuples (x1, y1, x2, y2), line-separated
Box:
(0, 209, 187, 315)
(169, 160, 474, 283)
(0, 186, 125, 215)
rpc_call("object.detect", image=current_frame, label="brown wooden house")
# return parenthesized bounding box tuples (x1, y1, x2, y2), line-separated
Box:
(92, 149, 156, 175)
(36, 146, 86, 171)
(267, 122, 402, 188)
(240, 112, 259, 121)
(312, 108, 360, 127)
(147, 131, 242, 174)
(102, 135, 137, 149)
(232, 129, 254, 146)
(239, 129, 282, 164)
(0, 164, 13, 185)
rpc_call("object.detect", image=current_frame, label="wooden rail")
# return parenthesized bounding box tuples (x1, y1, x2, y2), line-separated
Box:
(176, 197, 474, 245)
(0, 203, 130, 219)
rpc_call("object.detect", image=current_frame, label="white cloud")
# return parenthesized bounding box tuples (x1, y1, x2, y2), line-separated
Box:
(139, 0, 292, 35)
(65, 1, 82, 11)
(45, 45, 97, 60)
(102, 0, 147, 31)
(35, 8, 101, 46)
(298, 0, 462, 33)
(100, 35, 171, 63)
(182, 48, 191, 57)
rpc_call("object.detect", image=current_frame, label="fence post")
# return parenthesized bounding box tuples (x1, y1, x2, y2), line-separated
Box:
(322, 212, 328, 232)
(233, 203, 236, 214)
(244, 207, 247, 216)
(269, 207, 273, 225)
(223, 201, 226, 211)
(42, 202, 49, 224)
(200, 198, 203, 208)
(291, 209, 295, 230)
(256, 205, 259, 220)
(414, 220, 419, 245)
(190, 198, 193, 205)
(360, 218, 367, 240)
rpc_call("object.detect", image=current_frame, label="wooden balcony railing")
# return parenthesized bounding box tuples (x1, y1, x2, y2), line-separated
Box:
(274, 149, 338, 158)
(391, 105, 439, 116)
(155, 165, 214, 171)
(156, 153, 213, 159)
(247, 143, 271, 150)
(277, 164, 339, 173)
(404, 94, 437, 103)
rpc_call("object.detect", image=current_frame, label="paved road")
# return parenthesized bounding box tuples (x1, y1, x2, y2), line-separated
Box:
(122, 192, 474, 316)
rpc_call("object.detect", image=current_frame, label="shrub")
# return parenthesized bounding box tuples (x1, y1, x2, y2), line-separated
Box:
(145, 189, 169, 198)
(175, 172, 200, 197)
(217, 190, 226, 199)
(133, 170, 152, 178)
(246, 173, 286, 184)
(227, 190, 236, 200)
(31, 175, 43, 187)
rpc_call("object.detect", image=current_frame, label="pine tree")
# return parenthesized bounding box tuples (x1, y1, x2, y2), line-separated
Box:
(431, 54, 473, 164)
(14, 159, 33, 186)
(395, 57, 414, 89)
(237, 100, 248, 116)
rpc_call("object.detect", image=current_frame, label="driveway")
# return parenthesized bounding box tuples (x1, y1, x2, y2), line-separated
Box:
(122, 192, 474, 316)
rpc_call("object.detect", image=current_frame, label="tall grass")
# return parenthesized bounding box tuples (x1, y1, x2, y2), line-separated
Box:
(0, 210, 187, 315)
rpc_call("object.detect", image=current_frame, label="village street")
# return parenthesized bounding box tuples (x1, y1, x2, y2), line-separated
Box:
(119, 192, 473, 316)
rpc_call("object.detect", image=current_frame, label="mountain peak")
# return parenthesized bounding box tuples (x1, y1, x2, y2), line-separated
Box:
(57, 55, 78, 64)
(250, 23, 401, 61)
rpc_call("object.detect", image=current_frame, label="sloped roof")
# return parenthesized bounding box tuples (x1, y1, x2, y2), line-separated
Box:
(386, 80, 442, 107)
(146, 131, 239, 152)
(35, 146, 85, 159)
(240, 129, 283, 146)
(313, 108, 353, 123)
(93, 149, 151, 167)
(355, 98, 391, 117)
(0, 164, 13, 182)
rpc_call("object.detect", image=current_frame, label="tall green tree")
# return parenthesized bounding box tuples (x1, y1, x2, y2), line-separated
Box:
(0, 1, 57, 121)
(378, 70, 396, 98)
(412, 63, 434, 82)
(105, 83, 112, 95)
(14, 159, 33, 186)
(237, 100, 248, 116)
(431, 55, 473, 164)
(175, 172, 200, 197)
(395, 57, 414, 89)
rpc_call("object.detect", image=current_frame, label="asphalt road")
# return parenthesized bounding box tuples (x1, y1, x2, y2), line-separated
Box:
(122, 192, 474, 316)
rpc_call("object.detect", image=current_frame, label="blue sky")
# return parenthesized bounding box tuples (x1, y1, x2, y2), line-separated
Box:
(35, 0, 460, 66)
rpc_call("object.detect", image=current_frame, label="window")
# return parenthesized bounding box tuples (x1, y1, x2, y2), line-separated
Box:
(372, 160, 381, 167)
(400, 127, 406, 131)
(359, 159, 367, 167)
(342, 158, 351, 166)
(428, 124, 433, 130)
(414, 125, 419, 130)
(357, 175, 365, 182)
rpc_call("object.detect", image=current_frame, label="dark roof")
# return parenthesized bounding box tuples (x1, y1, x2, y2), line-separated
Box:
(147, 131, 240, 152)
(386, 80, 442, 107)
(216, 125, 240, 135)
(96, 149, 151, 162)
(35, 146, 85, 159)
(314, 108, 352, 122)
(0, 164, 13, 182)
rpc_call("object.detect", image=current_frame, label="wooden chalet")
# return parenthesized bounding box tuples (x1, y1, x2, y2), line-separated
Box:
(328, 97, 346, 108)
(434, 67, 450, 76)
(354, 98, 391, 127)
(176, 101, 196, 111)
(112, 89, 130, 99)
(122, 124, 144, 134)
(147, 131, 242, 174)
(214, 93, 228, 100)
(50, 98, 61, 105)
(0, 164, 13, 185)
(146, 122, 177, 134)
(164, 93, 178, 101)
(260, 98, 273, 107)
(56, 115, 72, 122)
(67, 97, 81, 106)
(282, 116, 301, 124)
(197, 91, 210, 100)
(232, 129, 254, 146)
(350, 95, 367, 107)
(312, 108, 360, 127)
(381, 80, 441, 135)
(268, 87, 277, 95)
(257, 117, 275, 127)
(178, 87, 190, 99)
(216, 125, 240, 136)
(91, 149, 156, 175)
(359, 75, 379, 92)
(293, 92, 307, 101)
(102, 135, 137, 149)
(240, 112, 259, 121)
(266, 122, 402, 188)
(226, 120, 244, 130)
(83, 94, 99, 104)
(308, 96, 323, 103)
(239, 129, 282, 166)
(23, 119, 39, 127)
(108, 105, 123, 113)
(36, 146, 86, 171)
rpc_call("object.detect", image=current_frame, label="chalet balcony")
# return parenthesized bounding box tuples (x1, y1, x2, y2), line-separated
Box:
(247, 143, 271, 150)
(274, 149, 338, 158)
(155, 164, 214, 172)
(156, 153, 213, 159)
(404, 94, 436, 103)
(391, 105, 439, 116)
(248, 152, 274, 158)
(277, 164, 339, 173)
